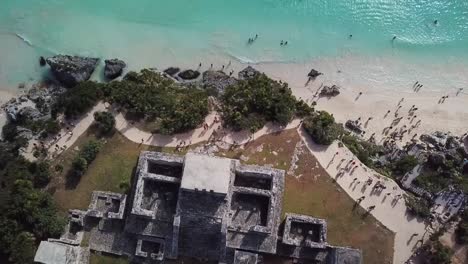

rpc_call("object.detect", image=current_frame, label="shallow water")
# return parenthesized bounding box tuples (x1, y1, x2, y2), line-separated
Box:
(0, 0, 467, 90)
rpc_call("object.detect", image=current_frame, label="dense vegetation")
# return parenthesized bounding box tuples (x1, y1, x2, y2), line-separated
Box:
(71, 140, 102, 178)
(0, 138, 65, 264)
(54, 81, 104, 118)
(413, 151, 468, 194)
(93, 111, 115, 134)
(303, 111, 343, 145)
(341, 133, 383, 167)
(221, 74, 312, 132)
(104, 70, 209, 134)
(404, 195, 431, 219)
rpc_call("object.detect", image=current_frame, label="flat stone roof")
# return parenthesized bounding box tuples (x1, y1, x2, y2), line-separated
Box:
(181, 153, 233, 194)
(34, 241, 89, 264)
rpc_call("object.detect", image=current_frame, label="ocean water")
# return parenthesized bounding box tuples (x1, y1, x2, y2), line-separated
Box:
(0, 0, 468, 91)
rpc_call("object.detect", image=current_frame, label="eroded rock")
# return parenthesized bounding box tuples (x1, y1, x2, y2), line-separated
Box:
(46, 55, 99, 87)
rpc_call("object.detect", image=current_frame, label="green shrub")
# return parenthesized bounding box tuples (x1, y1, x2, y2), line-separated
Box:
(405, 195, 431, 219)
(94, 111, 115, 134)
(390, 155, 418, 176)
(80, 140, 102, 163)
(221, 73, 301, 132)
(303, 111, 343, 145)
(105, 70, 209, 134)
(9, 232, 36, 264)
(32, 162, 50, 188)
(341, 134, 382, 167)
(72, 157, 88, 177)
(54, 81, 103, 118)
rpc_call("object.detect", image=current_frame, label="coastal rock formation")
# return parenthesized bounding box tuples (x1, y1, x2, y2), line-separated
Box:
(238, 66, 259, 80)
(163, 67, 180, 76)
(202, 70, 238, 95)
(16, 126, 33, 140)
(39, 56, 46, 66)
(178, 69, 200, 80)
(320, 85, 340, 97)
(104, 59, 126, 80)
(17, 106, 43, 122)
(345, 120, 364, 134)
(46, 55, 99, 87)
(308, 69, 322, 79)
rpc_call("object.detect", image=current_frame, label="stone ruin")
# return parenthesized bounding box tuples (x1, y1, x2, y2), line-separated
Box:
(35, 151, 361, 264)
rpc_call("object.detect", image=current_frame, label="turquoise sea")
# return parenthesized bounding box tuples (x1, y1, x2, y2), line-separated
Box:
(0, 0, 468, 90)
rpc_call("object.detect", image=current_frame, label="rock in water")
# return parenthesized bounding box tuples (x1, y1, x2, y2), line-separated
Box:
(202, 70, 238, 96)
(39, 56, 46, 66)
(104, 59, 126, 80)
(308, 69, 322, 79)
(46, 55, 99, 87)
(238, 66, 259, 80)
(163, 67, 180, 76)
(320, 85, 340, 97)
(178, 69, 200, 80)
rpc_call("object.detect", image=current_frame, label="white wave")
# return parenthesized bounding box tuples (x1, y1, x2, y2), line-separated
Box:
(14, 33, 32, 46)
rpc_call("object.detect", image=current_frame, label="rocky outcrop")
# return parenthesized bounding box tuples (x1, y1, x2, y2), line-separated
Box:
(16, 126, 33, 140)
(345, 120, 364, 134)
(163, 67, 180, 76)
(104, 59, 126, 80)
(46, 55, 99, 87)
(17, 106, 43, 122)
(319, 85, 340, 97)
(202, 70, 238, 95)
(308, 69, 322, 79)
(178, 69, 200, 80)
(238, 66, 259, 80)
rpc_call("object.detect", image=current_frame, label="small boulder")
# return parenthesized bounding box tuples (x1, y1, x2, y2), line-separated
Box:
(16, 126, 33, 140)
(104, 59, 126, 80)
(308, 69, 322, 79)
(178, 69, 200, 80)
(238, 66, 259, 80)
(202, 70, 238, 95)
(46, 55, 99, 87)
(163, 67, 180, 76)
(320, 85, 340, 97)
(345, 120, 363, 134)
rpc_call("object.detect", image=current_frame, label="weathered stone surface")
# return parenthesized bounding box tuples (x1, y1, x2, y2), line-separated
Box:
(345, 120, 363, 134)
(104, 59, 126, 80)
(320, 85, 340, 97)
(17, 106, 43, 122)
(163, 67, 180, 76)
(308, 69, 322, 79)
(178, 69, 200, 80)
(46, 55, 99, 87)
(202, 70, 238, 95)
(238, 66, 259, 80)
(16, 126, 33, 140)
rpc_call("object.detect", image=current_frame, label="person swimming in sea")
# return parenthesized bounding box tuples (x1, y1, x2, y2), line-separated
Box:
(434, 20, 438, 25)
(392, 36, 397, 41)
(280, 40, 284, 46)
(349, 34, 353, 39)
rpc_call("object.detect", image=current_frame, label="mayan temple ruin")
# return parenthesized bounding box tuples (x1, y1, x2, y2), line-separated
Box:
(34, 151, 362, 264)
